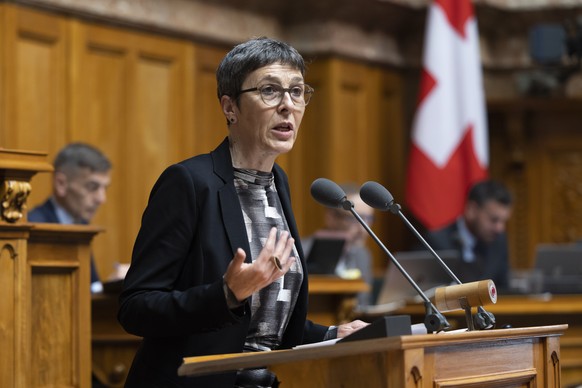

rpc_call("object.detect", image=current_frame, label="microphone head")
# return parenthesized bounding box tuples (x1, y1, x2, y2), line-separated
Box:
(310, 178, 348, 208)
(360, 181, 394, 211)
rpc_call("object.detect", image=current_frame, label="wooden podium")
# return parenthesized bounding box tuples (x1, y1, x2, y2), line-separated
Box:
(0, 149, 100, 387)
(179, 325, 566, 387)
(361, 294, 582, 386)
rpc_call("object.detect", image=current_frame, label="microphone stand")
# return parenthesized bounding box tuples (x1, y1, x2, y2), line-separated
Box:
(386, 202, 462, 285)
(384, 200, 495, 330)
(344, 202, 450, 333)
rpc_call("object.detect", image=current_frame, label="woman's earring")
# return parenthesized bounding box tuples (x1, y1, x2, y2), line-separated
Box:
(229, 117, 236, 124)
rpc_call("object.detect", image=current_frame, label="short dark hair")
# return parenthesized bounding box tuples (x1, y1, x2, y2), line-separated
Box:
(54, 143, 111, 176)
(216, 37, 306, 101)
(468, 179, 512, 207)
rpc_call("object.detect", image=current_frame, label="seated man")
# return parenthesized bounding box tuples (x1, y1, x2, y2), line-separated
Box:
(304, 183, 374, 306)
(423, 179, 513, 289)
(28, 142, 112, 293)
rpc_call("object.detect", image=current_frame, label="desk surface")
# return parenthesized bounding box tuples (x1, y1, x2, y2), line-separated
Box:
(390, 293, 582, 316)
(308, 275, 370, 294)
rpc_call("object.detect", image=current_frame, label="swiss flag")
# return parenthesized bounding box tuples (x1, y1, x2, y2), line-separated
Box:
(405, 0, 488, 230)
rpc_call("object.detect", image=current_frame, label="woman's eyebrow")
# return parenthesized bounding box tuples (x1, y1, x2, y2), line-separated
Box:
(257, 75, 304, 84)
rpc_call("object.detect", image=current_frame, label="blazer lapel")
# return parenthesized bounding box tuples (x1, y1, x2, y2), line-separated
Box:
(212, 138, 252, 263)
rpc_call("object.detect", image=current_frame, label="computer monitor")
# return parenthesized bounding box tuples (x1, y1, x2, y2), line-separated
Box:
(534, 244, 582, 294)
(305, 237, 346, 275)
(375, 250, 460, 305)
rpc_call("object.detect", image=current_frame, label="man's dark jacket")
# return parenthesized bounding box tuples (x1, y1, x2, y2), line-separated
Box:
(424, 221, 509, 289)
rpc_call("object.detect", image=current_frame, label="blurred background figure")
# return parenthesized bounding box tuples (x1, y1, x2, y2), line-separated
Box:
(304, 183, 374, 306)
(28, 142, 112, 293)
(423, 179, 513, 289)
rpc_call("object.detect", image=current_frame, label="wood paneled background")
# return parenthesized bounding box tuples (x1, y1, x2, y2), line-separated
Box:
(2, 2, 582, 281)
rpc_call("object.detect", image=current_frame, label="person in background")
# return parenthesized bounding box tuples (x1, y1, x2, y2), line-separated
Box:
(423, 179, 513, 289)
(28, 142, 112, 294)
(303, 183, 374, 306)
(117, 37, 367, 388)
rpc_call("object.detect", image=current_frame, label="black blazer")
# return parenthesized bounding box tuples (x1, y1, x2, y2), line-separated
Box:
(118, 138, 327, 387)
(28, 199, 101, 285)
(423, 221, 509, 289)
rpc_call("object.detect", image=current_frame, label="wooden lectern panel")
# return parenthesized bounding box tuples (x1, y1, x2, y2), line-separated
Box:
(0, 233, 28, 388)
(26, 224, 99, 387)
(376, 295, 582, 386)
(179, 325, 566, 388)
(0, 224, 98, 388)
(0, 223, 100, 387)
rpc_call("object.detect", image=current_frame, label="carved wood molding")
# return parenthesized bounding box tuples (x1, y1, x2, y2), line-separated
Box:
(1, 242, 18, 259)
(9, 0, 582, 69)
(549, 151, 582, 242)
(0, 180, 31, 223)
(434, 368, 537, 387)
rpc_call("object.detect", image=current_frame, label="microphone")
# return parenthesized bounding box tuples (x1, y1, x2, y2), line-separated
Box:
(310, 178, 450, 333)
(360, 181, 461, 284)
(310, 177, 352, 210)
(359, 181, 496, 330)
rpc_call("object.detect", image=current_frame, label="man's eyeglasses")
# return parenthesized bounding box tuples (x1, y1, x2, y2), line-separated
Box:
(238, 84, 314, 107)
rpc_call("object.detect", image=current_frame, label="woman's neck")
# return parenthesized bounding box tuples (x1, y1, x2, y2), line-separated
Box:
(229, 139, 275, 172)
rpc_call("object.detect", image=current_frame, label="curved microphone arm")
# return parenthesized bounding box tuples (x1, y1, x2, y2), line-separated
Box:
(361, 181, 496, 331)
(393, 206, 496, 330)
(393, 205, 462, 285)
(310, 177, 450, 332)
(348, 206, 450, 333)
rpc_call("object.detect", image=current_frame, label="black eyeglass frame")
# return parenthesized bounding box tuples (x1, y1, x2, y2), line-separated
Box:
(238, 83, 314, 106)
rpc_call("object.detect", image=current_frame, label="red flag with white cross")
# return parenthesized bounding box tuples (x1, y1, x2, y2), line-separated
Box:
(406, 0, 488, 230)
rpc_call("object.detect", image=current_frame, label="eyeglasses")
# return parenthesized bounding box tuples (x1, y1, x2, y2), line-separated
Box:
(238, 83, 314, 107)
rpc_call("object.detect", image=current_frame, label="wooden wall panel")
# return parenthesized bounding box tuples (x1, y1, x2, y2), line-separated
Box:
(369, 70, 408, 267)
(295, 58, 407, 273)
(70, 22, 130, 279)
(328, 60, 371, 180)
(192, 44, 230, 156)
(489, 99, 582, 268)
(71, 21, 194, 279)
(123, 32, 194, 276)
(294, 58, 378, 235)
(535, 115, 582, 244)
(290, 57, 331, 235)
(0, 5, 67, 207)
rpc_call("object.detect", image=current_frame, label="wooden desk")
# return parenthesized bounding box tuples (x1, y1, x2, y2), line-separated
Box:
(91, 292, 141, 387)
(360, 293, 582, 387)
(179, 325, 567, 387)
(307, 275, 369, 325)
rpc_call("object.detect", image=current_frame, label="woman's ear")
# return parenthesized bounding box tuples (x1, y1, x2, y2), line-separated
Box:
(221, 95, 237, 125)
(220, 95, 236, 117)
